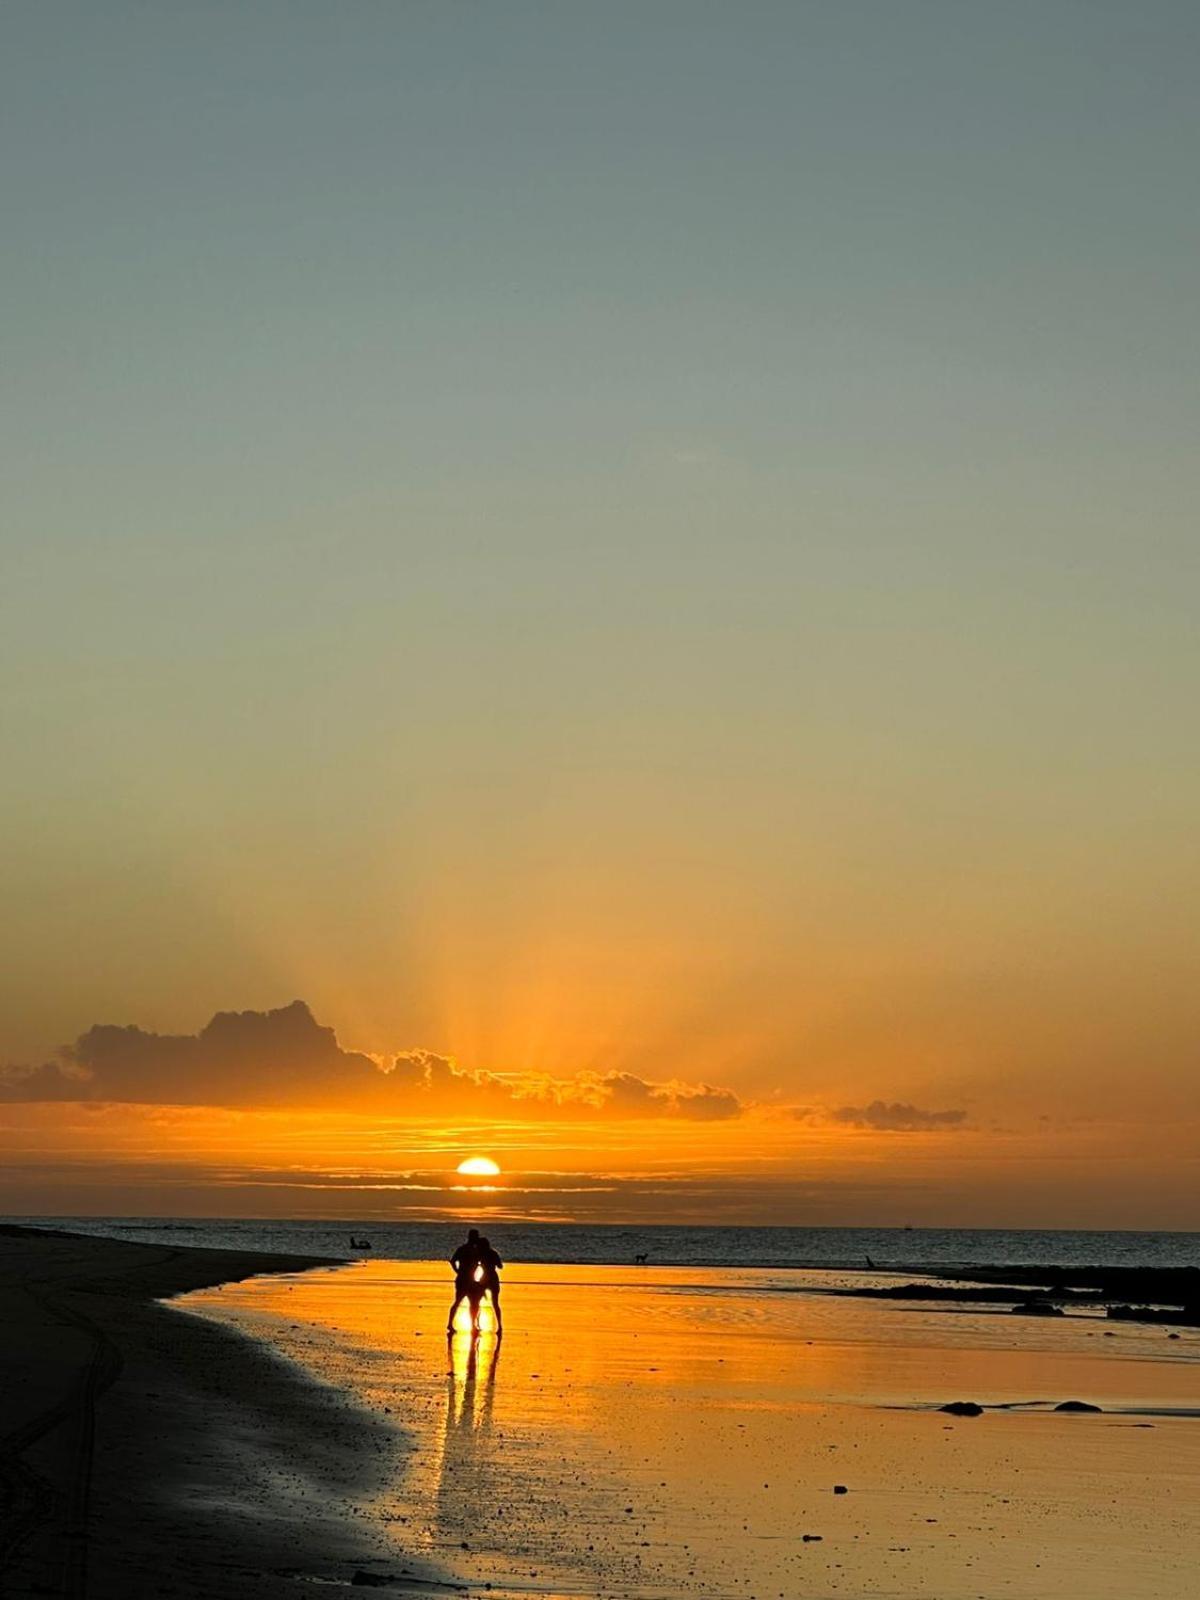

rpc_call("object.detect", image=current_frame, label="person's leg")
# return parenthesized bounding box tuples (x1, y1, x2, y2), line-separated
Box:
(490, 1279, 502, 1333)
(447, 1287, 465, 1332)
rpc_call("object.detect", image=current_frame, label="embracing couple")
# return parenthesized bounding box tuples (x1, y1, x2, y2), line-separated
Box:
(447, 1227, 503, 1335)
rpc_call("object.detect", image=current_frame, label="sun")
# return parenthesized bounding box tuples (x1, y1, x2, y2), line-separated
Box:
(456, 1155, 501, 1177)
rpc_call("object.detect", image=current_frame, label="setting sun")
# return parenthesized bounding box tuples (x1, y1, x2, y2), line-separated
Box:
(456, 1156, 501, 1177)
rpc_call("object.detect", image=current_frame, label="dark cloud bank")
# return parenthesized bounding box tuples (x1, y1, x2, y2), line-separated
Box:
(0, 1001, 741, 1120)
(829, 1101, 967, 1132)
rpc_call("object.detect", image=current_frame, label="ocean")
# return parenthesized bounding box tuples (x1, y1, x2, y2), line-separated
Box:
(14, 1216, 1199, 1274)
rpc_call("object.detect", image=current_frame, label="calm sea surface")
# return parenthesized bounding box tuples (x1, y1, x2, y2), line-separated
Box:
(15, 1216, 1199, 1274)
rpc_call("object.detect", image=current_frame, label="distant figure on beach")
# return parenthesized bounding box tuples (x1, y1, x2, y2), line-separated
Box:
(448, 1228, 504, 1335)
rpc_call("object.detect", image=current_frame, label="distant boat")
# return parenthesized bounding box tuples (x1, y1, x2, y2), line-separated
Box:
(349, 1236, 373, 1250)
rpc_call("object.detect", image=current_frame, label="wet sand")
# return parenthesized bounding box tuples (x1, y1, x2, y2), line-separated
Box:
(0, 1225, 441, 1598)
(182, 1260, 1200, 1599)
(3, 1226, 1197, 1599)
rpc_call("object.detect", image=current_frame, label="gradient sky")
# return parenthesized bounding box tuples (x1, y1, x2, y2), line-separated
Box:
(2, 4, 1198, 1225)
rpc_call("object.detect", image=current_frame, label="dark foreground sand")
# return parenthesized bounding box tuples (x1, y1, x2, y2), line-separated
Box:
(0, 1224, 442, 1599)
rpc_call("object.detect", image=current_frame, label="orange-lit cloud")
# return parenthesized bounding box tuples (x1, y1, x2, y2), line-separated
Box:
(1, 1000, 742, 1121)
(4, 999, 1198, 1229)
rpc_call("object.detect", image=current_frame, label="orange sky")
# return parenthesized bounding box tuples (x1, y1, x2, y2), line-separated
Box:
(3, 9, 1198, 1232)
(1, 1000, 1195, 1227)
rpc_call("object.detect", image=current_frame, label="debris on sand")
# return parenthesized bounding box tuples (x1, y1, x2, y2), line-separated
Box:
(939, 1401, 985, 1416)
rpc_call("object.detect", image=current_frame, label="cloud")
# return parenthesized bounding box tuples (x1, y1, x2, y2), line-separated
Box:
(0, 1001, 743, 1121)
(0, 1157, 919, 1225)
(0, 1002, 376, 1109)
(382, 1053, 739, 1120)
(590, 1071, 740, 1121)
(0, 1059, 91, 1101)
(827, 1100, 967, 1132)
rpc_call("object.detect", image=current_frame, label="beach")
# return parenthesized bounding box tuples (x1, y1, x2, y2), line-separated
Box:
(183, 1260, 1200, 1598)
(3, 1227, 1198, 1599)
(0, 1225, 424, 1599)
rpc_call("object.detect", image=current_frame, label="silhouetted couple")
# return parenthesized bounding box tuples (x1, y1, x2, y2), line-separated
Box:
(447, 1228, 503, 1336)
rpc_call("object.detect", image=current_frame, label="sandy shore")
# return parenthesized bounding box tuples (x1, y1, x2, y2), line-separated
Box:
(0, 1224, 442, 1599)
(188, 1259, 1200, 1600)
(4, 1228, 1197, 1599)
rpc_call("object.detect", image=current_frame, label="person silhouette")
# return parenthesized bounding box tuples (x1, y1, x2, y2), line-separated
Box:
(447, 1228, 504, 1335)
(448, 1228, 483, 1333)
(476, 1235, 503, 1334)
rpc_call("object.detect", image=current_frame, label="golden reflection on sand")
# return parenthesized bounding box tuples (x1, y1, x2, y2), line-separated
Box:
(450, 1266, 499, 1335)
(183, 1261, 1200, 1599)
(434, 1333, 501, 1542)
(446, 1330, 501, 1424)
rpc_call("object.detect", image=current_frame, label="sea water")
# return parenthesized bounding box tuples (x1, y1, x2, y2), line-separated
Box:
(15, 1215, 1200, 1273)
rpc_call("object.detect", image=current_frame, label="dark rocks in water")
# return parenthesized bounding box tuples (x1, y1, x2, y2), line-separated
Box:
(842, 1266, 1200, 1321)
(1054, 1400, 1102, 1413)
(922, 1264, 1199, 1306)
(940, 1401, 985, 1416)
(842, 1282, 1142, 1317)
(1107, 1303, 1200, 1328)
(833, 1484, 848, 1494)
(843, 1283, 1075, 1305)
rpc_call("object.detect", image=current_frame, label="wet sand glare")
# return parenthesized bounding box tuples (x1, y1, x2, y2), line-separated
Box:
(179, 1261, 1200, 1599)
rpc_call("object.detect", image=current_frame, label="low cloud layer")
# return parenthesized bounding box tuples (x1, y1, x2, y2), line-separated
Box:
(0, 1001, 742, 1121)
(0, 1156, 928, 1226)
(829, 1100, 967, 1132)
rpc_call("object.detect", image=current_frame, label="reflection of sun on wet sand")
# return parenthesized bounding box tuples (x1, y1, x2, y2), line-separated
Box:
(450, 1292, 499, 1336)
(186, 1260, 1200, 1599)
(434, 1333, 501, 1544)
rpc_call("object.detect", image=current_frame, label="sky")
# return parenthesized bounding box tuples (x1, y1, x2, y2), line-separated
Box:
(2, 4, 1197, 1227)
